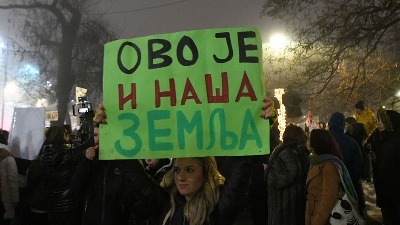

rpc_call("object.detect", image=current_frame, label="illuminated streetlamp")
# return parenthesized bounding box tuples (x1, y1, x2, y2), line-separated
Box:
(274, 88, 286, 141)
(269, 33, 289, 50)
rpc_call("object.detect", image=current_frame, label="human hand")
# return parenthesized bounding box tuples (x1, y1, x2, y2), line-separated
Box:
(93, 103, 107, 124)
(263, 163, 268, 171)
(85, 147, 97, 160)
(260, 97, 276, 120)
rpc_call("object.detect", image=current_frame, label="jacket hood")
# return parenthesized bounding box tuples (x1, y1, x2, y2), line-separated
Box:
(328, 112, 346, 131)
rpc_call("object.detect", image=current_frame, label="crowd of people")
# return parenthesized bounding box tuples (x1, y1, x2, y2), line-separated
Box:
(0, 98, 399, 225)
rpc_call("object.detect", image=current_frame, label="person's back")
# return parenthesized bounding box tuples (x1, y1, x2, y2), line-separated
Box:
(329, 112, 366, 217)
(354, 101, 377, 136)
(367, 108, 400, 224)
(27, 156, 49, 225)
(41, 126, 88, 225)
(328, 112, 364, 180)
(0, 148, 19, 224)
(266, 124, 309, 225)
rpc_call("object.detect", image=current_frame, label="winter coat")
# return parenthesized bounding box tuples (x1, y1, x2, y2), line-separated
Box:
(26, 158, 48, 212)
(120, 156, 256, 225)
(265, 143, 309, 225)
(329, 112, 364, 180)
(0, 149, 19, 219)
(305, 161, 340, 225)
(71, 157, 131, 225)
(354, 108, 377, 136)
(367, 130, 400, 207)
(41, 143, 87, 214)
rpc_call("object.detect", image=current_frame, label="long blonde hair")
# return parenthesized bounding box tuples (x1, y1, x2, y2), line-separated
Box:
(160, 157, 225, 225)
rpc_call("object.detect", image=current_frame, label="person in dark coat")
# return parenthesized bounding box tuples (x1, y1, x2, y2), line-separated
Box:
(41, 126, 90, 225)
(345, 122, 368, 213)
(93, 97, 277, 225)
(328, 112, 364, 215)
(142, 158, 172, 183)
(71, 124, 133, 225)
(367, 108, 400, 225)
(26, 147, 49, 225)
(265, 123, 309, 225)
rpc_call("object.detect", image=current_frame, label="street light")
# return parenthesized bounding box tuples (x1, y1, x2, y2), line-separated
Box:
(269, 33, 289, 49)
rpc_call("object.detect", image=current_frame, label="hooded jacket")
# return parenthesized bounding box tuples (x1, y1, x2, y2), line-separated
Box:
(41, 143, 88, 214)
(354, 108, 377, 136)
(328, 112, 364, 180)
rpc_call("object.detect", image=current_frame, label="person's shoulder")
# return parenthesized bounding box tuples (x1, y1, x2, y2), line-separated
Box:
(319, 161, 339, 174)
(365, 108, 375, 115)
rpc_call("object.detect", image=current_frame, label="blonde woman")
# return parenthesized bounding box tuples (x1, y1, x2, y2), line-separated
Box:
(94, 98, 276, 225)
(117, 155, 255, 225)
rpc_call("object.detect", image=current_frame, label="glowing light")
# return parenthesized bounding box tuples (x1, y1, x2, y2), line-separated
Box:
(269, 34, 289, 49)
(274, 88, 286, 141)
(36, 98, 48, 107)
(5, 81, 18, 93)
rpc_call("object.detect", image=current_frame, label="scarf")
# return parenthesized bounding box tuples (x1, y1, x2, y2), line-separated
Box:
(309, 153, 358, 205)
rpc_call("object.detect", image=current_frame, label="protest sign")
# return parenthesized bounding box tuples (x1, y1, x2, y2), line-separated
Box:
(8, 107, 45, 160)
(101, 27, 270, 159)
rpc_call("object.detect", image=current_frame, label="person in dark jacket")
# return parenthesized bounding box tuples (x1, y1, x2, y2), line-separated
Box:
(367, 108, 400, 225)
(265, 123, 309, 225)
(72, 124, 144, 225)
(328, 112, 364, 215)
(26, 146, 49, 225)
(143, 158, 172, 183)
(41, 126, 90, 225)
(93, 97, 276, 225)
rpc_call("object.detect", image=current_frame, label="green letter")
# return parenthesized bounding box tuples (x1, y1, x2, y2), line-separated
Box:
(177, 111, 203, 149)
(207, 108, 238, 150)
(114, 113, 142, 157)
(148, 110, 173, 151)
(240, 109, 262, 149)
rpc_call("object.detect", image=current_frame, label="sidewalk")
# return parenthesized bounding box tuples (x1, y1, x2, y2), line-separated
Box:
(363, 181, 383, 224)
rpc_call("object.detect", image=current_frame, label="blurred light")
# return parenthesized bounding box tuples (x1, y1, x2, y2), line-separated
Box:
(269, 34, 289, 49)
(396, 91, 400, 97)
(382, 106, 386, 109)
(274, 88, 286, 141)
(5, 81, 18, 93)
(36, 98, 48, 107)
(0, 43, 5, 49)
(24, 64, 39, 75)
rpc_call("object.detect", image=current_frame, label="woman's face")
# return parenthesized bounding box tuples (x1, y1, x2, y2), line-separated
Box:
(174, 158, 205, 201)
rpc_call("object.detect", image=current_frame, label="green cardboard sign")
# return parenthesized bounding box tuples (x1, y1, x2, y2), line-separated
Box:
(100, 27, 270, 159)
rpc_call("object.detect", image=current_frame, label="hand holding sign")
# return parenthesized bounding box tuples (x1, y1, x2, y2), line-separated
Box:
(95, 98, 276, 125)
(101, 27, 272, 160)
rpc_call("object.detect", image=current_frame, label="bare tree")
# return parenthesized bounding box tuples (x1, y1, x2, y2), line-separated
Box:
(0, 0, 114, 125)
(262, 0, 400, 116)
